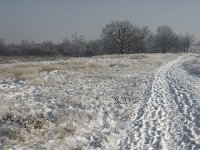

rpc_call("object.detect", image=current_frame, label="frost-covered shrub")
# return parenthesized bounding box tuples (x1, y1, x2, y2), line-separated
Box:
(0, 112, 49, 132)
(183, 59, 200, 77)
(112, 90, 139, 105)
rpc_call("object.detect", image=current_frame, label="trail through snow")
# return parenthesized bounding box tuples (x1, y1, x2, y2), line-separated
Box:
(120, 56, 200, 150)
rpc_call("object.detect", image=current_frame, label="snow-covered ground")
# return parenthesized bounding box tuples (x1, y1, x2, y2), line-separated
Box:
(0, 53, 199, 150)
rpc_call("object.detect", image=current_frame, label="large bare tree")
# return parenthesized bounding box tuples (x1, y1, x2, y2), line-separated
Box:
(101, 20, 140, 54)
(155, 25, 176, 53)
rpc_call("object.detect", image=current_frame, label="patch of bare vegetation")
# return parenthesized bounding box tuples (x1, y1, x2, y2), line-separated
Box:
(0, 112, 50, 149)
(57, 60, 102, 71)
(39, 65, 64, 73)
(0, 103, 93, 148)
(128, 54, 148, 60)
(0, 58, 103, 83)
(0, 56, 68, 64)
(112, 90, 140, 105)
(1, 112, 49, 131)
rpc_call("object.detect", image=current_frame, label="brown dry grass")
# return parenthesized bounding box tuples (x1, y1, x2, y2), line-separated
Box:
(57, 60, 101, 70)
(0, 53, 181, 83)
(0, 58, 102, 85)
(0, 65, 39, 81)
(0, 56, 68, 64)
(39, 65, 64, 72)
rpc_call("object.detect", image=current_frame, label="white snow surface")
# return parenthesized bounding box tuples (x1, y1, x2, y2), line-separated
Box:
(0, 53, 200, 150)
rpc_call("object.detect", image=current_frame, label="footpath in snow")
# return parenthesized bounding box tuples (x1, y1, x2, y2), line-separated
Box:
(119, 55, 200, 150)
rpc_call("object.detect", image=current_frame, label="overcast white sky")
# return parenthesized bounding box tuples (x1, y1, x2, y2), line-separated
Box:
(0, 0, 200, 43)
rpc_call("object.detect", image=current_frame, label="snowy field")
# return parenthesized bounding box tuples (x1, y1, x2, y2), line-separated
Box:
(0, 53, 200, 150)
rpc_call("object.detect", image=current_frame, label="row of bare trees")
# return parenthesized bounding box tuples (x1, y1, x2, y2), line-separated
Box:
(0, 20, 195, 56)
(102, 21, 194, 54)
(154, 25, 194, 53)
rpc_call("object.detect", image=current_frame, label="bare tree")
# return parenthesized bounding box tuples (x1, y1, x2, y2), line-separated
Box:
(134, 26, 151, 53)
(182, 33, 194, 52)
(84, 39, 102, 57)
(176, 33, 194, 52)
(41, 41, 57, 55)
(0, 38, 6, 55)
(143, 32, 156, 53)
(101, 20, 140, 54)
(155, 25, 176, 53)
(70, 34, 87, 56)
(57, 37, 72, 55)
(57, 34, 88, 56)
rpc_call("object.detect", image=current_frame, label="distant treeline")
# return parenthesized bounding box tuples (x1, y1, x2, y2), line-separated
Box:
(0, 20, 197, 56)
